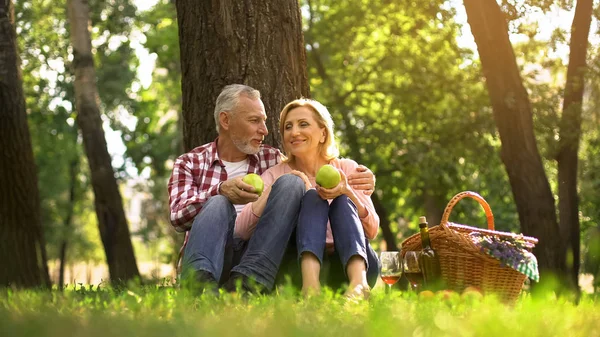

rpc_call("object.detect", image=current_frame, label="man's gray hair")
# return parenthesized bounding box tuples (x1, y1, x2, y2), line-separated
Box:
(214, 84, 261, 133)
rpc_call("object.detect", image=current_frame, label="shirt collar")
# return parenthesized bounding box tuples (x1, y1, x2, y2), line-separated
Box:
(209, 138, 222, 166)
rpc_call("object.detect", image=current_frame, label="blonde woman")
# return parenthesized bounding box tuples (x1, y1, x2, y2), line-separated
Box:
(236, 99, 379, 298)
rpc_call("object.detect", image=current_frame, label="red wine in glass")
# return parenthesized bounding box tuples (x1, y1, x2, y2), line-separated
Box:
(403, 251, 423, 291)
(380, 251, 402, 293)
(381, 275, 401, 286)
(404, 272, 424, 289)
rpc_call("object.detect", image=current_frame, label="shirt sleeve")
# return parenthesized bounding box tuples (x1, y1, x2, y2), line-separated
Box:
(235, 165, 281, 240)
(338, 159, 380, 240)
(168, 155, 219, 232)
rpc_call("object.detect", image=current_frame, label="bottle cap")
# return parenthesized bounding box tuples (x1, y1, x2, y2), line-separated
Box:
(419, 216, 428, 228)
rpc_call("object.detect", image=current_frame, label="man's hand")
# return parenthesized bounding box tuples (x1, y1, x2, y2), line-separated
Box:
(347, 164, 375, 196)
(219, 177, 260, 204)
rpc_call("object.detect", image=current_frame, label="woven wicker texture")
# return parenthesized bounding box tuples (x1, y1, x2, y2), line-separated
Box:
(400, 191, 538, 303)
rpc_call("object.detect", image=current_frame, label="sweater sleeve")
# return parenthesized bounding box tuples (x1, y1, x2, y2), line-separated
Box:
(234, 165, 282, 240)
(337, 159, 380, 240)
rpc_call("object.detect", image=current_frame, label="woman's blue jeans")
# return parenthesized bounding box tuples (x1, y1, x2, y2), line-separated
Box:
(294, 189, 380, 288)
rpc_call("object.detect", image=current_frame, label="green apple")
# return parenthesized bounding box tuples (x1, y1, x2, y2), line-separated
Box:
(242, 173, 264, 196)
(316, 164, 341, 189)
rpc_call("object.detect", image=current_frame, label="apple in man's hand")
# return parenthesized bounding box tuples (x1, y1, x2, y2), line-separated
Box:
(242, 173, 264, 196)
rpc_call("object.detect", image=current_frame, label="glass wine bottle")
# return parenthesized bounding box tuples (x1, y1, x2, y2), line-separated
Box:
(418, 216, 442, 290)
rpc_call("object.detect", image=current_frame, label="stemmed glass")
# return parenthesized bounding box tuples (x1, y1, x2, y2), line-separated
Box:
(380, 251, 403, 293)
(403, 251, 423, 292)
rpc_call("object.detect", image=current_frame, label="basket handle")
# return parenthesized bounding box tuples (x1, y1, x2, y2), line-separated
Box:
(441, 191, 495, 230)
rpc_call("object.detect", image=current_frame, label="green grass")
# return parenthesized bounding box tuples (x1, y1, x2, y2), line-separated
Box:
(1, 285, 599, 337)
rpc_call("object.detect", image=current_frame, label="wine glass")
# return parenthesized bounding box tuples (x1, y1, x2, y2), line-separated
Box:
(403, 251, 423, 292)
(380, 251, 403, 293)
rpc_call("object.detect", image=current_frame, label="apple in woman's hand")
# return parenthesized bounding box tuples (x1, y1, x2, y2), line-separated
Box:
(316, 164, 341, 189)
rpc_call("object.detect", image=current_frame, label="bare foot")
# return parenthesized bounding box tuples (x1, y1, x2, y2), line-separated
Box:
(302, 286, 321, 298)
(344, 283, 370, 301)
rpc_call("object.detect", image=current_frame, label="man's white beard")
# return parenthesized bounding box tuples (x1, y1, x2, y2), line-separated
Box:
(232, 136, 259, 155)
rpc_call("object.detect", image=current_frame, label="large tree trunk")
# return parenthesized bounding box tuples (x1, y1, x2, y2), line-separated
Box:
(463, 0, 567, 278)
(0, 0, 50, 288)
(175, 0, 310, 149)
(557, 0, 593, 291)
(67, 0, 140, 282)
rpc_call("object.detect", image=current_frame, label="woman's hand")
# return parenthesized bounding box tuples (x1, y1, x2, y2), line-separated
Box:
(317, 169, 369, 219)
(316, 169, 350, 200)
(289, 170, 312, 191)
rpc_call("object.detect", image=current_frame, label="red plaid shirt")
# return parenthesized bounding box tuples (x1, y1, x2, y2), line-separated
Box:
(168, 139, 281, 232)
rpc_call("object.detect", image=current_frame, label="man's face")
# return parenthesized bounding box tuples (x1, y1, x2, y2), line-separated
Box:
(228, 95, 268, 155)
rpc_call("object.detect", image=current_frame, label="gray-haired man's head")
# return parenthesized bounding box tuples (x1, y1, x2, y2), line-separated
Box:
(214, 84, 261, 133)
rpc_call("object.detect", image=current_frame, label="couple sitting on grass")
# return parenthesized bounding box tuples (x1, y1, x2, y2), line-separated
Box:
(168, 84, 380, 299)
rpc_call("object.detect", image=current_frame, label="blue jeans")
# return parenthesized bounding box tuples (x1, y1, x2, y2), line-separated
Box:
(182, 195, 245, 284)
(296, 189, 380, 288)
(231, 174, 306, 290)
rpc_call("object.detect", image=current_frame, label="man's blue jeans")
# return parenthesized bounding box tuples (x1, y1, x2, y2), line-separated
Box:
(296, 189, 380, 288)
(182, 194, 242, 284)
(231, 174, 305, 290)
(182, 174, 305, 290)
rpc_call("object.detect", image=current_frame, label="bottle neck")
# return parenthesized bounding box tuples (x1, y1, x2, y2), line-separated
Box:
(420, 227, 432, 249)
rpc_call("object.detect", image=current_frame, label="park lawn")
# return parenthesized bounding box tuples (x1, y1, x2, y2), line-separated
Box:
(1, 285, 598, 337)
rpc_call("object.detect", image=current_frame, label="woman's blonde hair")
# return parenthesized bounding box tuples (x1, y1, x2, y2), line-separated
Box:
(279, 98, 339, 163)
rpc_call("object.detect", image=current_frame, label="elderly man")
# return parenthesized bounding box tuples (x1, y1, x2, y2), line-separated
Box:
(168, 84, 374, 294)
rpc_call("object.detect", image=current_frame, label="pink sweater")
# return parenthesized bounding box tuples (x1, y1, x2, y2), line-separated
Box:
(234, 158, 379, 250)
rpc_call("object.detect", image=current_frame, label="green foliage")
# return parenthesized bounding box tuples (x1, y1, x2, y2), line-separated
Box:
(303, 0, 518, 240)
(117, 0, 183, 265)
(89, 0, 138, 36)
(581, 41, 600, 238)
(581, 133, 600, 279)
(0, 287, 599, 337)
(500, 0, 574, 24)
(129, 0, 182, 163)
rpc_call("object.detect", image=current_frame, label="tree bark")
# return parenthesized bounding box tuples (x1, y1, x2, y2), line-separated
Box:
(557, 0, 593, 290)
(372, 195, 398, 251)
(423, 189, 445, 228)
(463, 0, 566, 277)
(59, 159, 78, 290)
(175, 0, 310, 149)
(67, 0, 140, 282)
(0, 0, 50, 288)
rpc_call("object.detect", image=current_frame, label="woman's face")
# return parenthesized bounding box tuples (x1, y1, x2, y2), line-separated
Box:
(283, 106, 326, 159)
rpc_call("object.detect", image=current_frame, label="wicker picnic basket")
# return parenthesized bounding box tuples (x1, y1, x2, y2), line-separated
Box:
(400, 191, 538, 303)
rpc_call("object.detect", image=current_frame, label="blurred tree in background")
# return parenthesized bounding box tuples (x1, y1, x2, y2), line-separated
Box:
(67, 0, 140, 282)
(463, 0, 594, 288)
